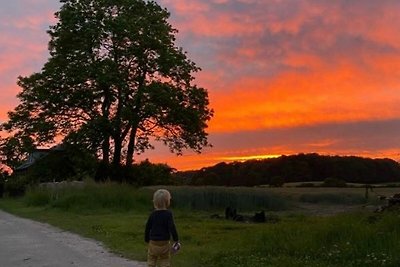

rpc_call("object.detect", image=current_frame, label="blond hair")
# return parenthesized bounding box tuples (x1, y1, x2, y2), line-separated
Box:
(153, 189, 171, 210)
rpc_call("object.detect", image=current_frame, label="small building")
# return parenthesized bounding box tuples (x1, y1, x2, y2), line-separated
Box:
(14, 144, 65, 173)
(13, 144, 76, 182)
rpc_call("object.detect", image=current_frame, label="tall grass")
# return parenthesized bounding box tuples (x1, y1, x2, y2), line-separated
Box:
(148, 186, 292, 212)
(24, 184, 373, 214)
(298, 192, 367, 205)
(24, 184, 293, 213)
(24, 183, 152, 213)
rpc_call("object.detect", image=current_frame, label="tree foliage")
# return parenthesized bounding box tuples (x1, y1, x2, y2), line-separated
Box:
(2, 0, 213, 167)
(183, 153, 400, 186)
(0, 135, 35, 169)
(94, 159, 175, 186)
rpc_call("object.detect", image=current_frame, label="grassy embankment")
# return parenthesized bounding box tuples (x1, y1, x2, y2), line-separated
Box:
(0, 183, 400, 266)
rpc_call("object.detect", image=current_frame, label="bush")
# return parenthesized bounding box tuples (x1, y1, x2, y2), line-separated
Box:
(0, 176, 4, 198)
(94, 160, 174, 186)
(4, 175, 30, 197)
(23, 151, 77, 183)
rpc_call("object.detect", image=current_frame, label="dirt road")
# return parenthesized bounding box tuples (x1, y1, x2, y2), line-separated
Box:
(0, 210, 146, 267)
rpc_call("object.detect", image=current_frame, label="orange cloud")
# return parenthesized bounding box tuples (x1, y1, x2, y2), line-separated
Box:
(207, 46, 400, 132)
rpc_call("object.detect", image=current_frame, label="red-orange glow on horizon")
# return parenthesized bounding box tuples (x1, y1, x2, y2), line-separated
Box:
(153, 151, 400, 171)
(147, 148, 400, 171)
(220, 154, 281, 162)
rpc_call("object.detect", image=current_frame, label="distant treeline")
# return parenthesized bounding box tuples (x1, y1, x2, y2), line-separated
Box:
(177, 153, 400, 186)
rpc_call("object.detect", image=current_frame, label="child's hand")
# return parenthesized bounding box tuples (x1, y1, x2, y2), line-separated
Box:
(171, 242, 181, 254)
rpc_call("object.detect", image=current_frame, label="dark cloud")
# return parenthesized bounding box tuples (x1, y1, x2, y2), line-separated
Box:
(166, 0, 400, 81)
(210, 119, 400, 153)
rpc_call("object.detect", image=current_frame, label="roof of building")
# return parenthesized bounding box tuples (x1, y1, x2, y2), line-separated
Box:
(14, 144, 65, 171)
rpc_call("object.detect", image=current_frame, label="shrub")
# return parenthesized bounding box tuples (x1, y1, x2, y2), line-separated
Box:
(4, 175, 30, 197)
(0, 176, 4, 198)
(94, 160, 174, 186)
(28, 153, 76, 182)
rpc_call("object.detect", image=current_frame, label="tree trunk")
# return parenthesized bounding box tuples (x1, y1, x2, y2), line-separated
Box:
(112, 136, 122, 166)
(100, 83, 111, 164)
(101, 136, 110, 164)
(126, 126, 137, 166)
(125, 72, 146, 167)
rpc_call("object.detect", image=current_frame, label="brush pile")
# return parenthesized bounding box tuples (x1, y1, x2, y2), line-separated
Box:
(375, 193, 400, 212)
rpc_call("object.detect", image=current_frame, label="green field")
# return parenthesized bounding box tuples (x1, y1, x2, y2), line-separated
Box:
(1, 183, 400, 267)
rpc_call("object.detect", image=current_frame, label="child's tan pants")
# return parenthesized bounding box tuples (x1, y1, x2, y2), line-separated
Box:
(147, 240, 170, 267)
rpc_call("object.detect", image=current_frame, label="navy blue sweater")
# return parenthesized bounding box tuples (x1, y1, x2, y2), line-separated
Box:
(145, 210, 179, 243)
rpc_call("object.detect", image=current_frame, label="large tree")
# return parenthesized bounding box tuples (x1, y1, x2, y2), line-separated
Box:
(2, 0, 213, 167)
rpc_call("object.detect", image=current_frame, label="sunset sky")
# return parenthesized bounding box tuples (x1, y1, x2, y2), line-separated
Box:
(1, 0, 400, 170)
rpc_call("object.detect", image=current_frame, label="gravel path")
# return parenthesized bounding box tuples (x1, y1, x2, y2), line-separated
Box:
(0, 210, 146, 267)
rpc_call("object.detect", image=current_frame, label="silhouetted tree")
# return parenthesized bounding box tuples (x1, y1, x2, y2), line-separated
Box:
(2, 0, 213, 167)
